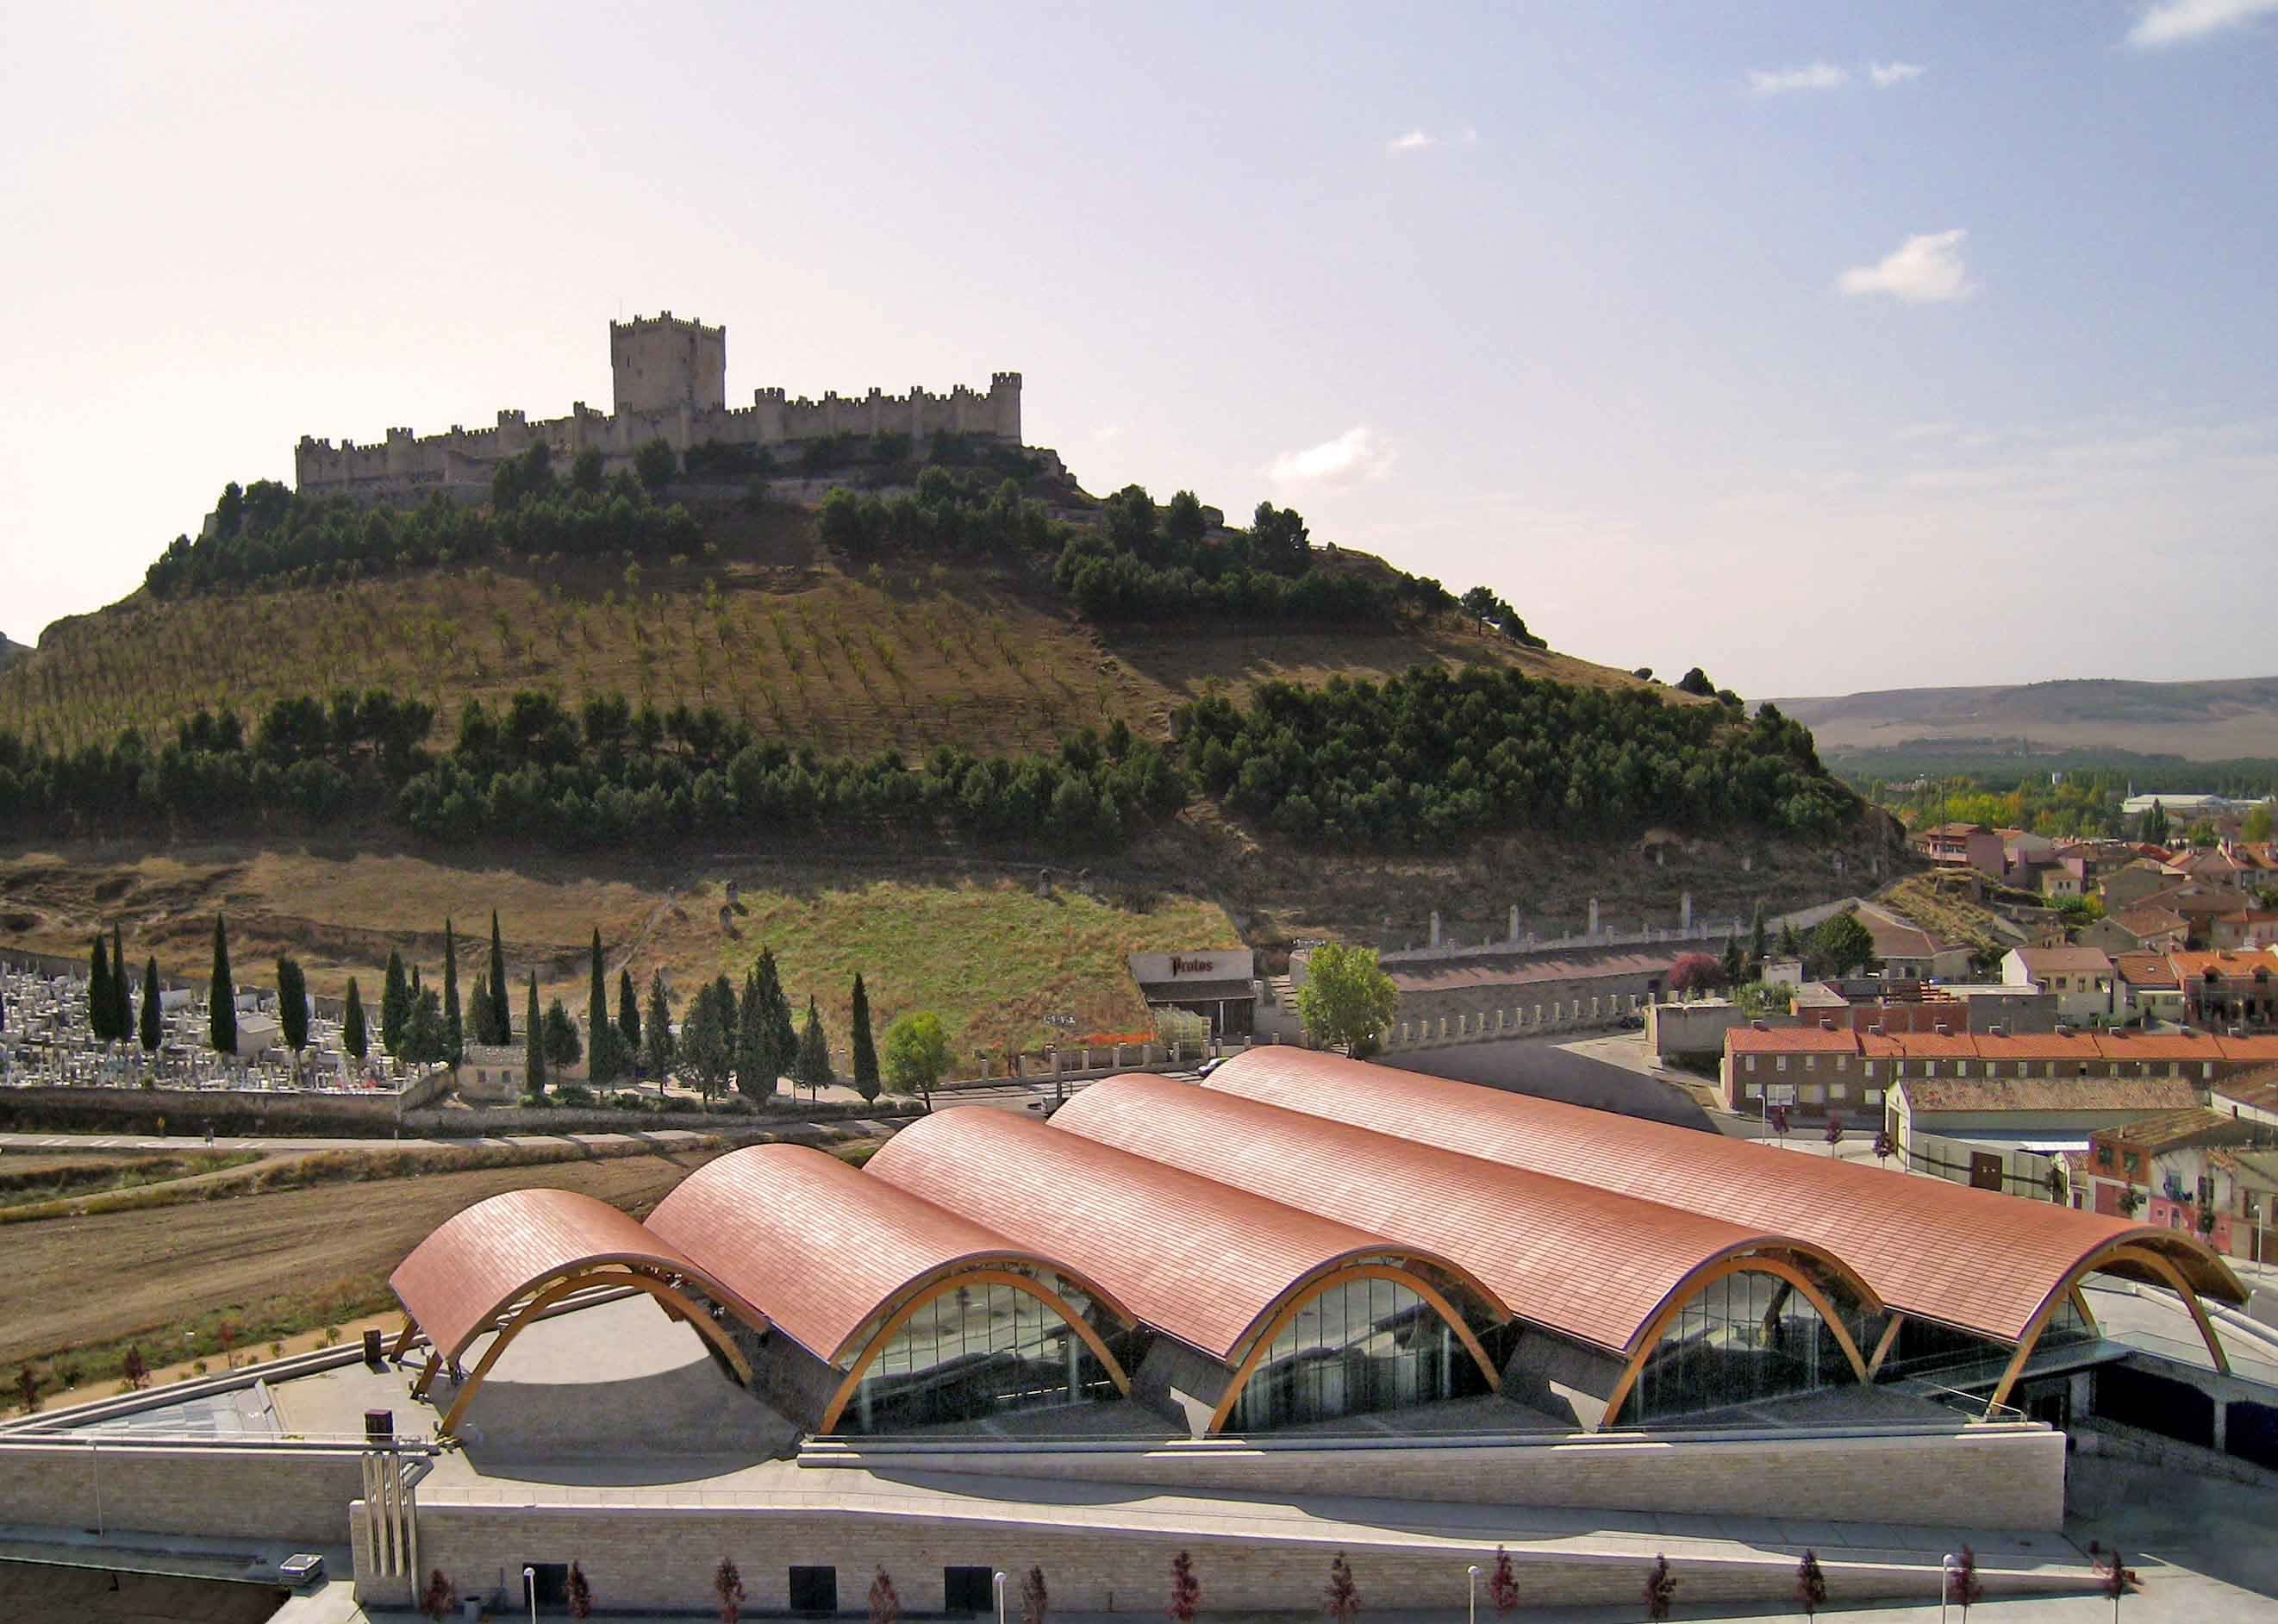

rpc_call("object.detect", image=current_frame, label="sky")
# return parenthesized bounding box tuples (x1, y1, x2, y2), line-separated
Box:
(3, 0, 2275, 699)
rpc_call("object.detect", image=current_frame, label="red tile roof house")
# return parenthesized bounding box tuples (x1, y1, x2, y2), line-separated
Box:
(2080, 1108, 2274, 1252)
(2112, 952, 2185, 1022)
(2000, 946, 2116, 1024)
(2172, 948, 2278, 1031)
(1914, 821, 2007, 878)
(2081, 903, 2190, 958)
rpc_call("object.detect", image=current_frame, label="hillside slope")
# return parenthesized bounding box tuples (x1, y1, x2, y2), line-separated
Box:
(0, 503, 1657, 757)
(1776, 676, 2278, 763)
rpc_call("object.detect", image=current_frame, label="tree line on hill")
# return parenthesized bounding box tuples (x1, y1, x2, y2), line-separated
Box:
(0, 660, 1854, 852)
(1174, 665, 1857, 846)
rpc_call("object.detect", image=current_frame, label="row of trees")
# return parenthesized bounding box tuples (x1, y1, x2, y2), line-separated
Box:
(1176, 665, 1857, 849)
(144, 478, 704, 599)
(0, 690, 1189, 855)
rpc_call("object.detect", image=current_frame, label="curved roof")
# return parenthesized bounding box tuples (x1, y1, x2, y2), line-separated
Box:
(1207, 1048, 2246, 1341)
(388, 1187, 770, 1361)
(646, 1142, 1132, 1362)
(1051, 1073, 1875, 1354)
(863, 1107, 1505, 1361)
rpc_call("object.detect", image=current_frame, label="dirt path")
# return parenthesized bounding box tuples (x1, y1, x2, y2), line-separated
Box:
(0, 1144, 723, 1369)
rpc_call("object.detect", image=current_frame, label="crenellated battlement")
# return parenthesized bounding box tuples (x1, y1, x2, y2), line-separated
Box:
(292, 316, 1022, 498)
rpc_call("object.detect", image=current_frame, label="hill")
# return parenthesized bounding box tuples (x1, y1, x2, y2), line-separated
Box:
(1775, 677, 2278, 765)
(0, 459, 1881, 1054)
(0, 633, 25, 671)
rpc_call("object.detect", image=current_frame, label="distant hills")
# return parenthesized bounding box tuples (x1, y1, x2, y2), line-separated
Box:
(1776, 677, 2278, 767)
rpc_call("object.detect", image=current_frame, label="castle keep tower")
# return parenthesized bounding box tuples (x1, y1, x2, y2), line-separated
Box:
(610, 311, 727, 415)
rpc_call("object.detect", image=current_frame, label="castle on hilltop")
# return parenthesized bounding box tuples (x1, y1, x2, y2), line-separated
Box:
(291, 314, 1022, 500)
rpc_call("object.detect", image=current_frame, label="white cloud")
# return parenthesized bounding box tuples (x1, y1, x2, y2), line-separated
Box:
(1387, 127, 1476, 154)
(1089, 424, 1122, 446)
(1746, 61, 1849, 95)
(1869, 60, 1925, 85)
(1267, 426, 1396, 486)
(2127, 0, 2278, 46)
(1837, 229, 1976, 303)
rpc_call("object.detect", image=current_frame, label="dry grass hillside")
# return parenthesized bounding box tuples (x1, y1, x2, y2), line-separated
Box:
(0, 503, 1657, 758)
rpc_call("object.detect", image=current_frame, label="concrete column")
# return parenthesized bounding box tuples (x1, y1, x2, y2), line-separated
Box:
(1588, 898, 1601, 936)
(1508, 904, 1520, 942)
(1682, 891, 1694, 932)
(1429, 911, 1442, 947)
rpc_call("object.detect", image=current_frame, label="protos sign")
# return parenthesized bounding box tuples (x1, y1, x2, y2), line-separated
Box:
(1170, 957, 1217, 976)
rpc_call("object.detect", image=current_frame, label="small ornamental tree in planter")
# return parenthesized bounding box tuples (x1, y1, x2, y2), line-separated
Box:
(1873, 1130, 1894, 1168)
(715, 1557, 746, 1624)
(1945, 1545, 1983, 1617)
(1020, 1565, 1048, 1624)
(1643, 1554, 1676, 1621)
(1794, 1549, 1826, 1618)
(867, 1567, 900, 1624)
(1487, 1546, 1520, 1614)
(417, 1570, 455, 1623)
(1324, 1552, 1360, 1621)
(122, 1348, 148, 1390)
(2089, 1542, 2140, 1620)
(565, 1561, 594, 1620)
(1168, 1551, 1201, 1622)
(1824, 1114, 1844, 1156)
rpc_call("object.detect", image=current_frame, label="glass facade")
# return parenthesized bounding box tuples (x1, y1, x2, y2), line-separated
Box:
(837, 1277, 1116, 1435)
(1224, 1273, 1489, 1433)
(1615, 1270, 1855, 1424)
(1880, 1292, 2094, 1384)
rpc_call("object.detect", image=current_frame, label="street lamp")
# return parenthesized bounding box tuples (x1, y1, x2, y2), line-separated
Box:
(524, 1565, 537, 1624)
(993, 1570, 1007, 1624)
(1938, 1552, 1959, 1622)
(1467, 1564, 1482, 1624)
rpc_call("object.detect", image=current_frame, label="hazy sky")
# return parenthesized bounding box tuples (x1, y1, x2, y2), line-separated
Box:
(5, 1, 2275, 698)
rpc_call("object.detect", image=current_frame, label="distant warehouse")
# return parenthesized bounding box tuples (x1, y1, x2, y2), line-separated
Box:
(1127, 950, 1257, 1037)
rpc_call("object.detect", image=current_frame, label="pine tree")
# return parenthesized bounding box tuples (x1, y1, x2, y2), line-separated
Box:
(381, 949, 410, 1057)
(525, 973, 546, 1095)
(795, 996, 833, 1092)
(1719, 934, 1744, 988)
(850, 973, 880, 1101)
(442, 918, 463, 1062)
(735, 966, 773, 1101)
(111, 922, 130, 1040)
(543, 997, 583, 1071)
(587, 928, 615, 1084)
(488, 911, 510, 1044)
(644, 971, 674, 1086)
(89, 934, 113, 1042)
(140, 956, 163, 1052)
(343, 977, 369, 1063)
(761, 950, 796, 1082)
(209, 915, 237, 1055)
(618, 967, 641, 1063)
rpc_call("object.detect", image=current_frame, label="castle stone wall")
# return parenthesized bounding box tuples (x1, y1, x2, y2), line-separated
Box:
(293, 315, 1020, 501)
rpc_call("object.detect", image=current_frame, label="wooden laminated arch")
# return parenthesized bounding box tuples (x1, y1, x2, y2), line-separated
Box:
(1600, 1252, 1873, 1430)
(1206, 1261, 1502, 1437)
(1985, 1239, 2231, 1416)
(406, 1262, 760, 1438)
(816, 1266, 1134, 1435)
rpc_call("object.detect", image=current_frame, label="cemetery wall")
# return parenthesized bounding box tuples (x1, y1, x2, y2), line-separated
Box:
(0, 1084, 407, 1136)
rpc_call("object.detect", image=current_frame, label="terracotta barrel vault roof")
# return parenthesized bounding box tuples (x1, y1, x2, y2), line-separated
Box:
(646, 1142, 1133, 1363)
(862, 1106, 1504, 1362)
(388, 1187, 771, 1362)
(1051, 1071, 1875, 1354)
(1206, 1048, 2245, 1342)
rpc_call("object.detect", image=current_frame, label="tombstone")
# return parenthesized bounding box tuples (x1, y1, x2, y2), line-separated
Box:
(1429, 911, 1442, 947)
(1681, 891, 1693, 932)
(1742, 855, 1753, 873)
(1036, 867, 1054, 898)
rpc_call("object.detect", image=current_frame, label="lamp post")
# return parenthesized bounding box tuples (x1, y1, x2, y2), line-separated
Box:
(993, 1570, 1007, 1624)
(524, 1565, 537, 1624)
(1938, 1552, 1959, 1622)
(1467, 1564, 1482, 1624)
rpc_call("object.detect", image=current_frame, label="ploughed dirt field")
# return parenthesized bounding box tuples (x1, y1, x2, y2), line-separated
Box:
(0, 1143, 725, 1371)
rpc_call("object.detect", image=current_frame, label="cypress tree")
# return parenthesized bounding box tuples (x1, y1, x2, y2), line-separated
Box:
(381, 949, 409, 1057)
(209, 915, 237, 1055)
(587, 928, 615, 1083)
(88, 934, 113, 1042)
(442, 917, 463, 1063)
(849, 973, 880, 1101)
(111, 922, 131, 1040)
(524, 972, 546, 1096)
(1748, 899, 1767, 970)
(735, 966, 772, 1101)
(795, 996, 833, 1092)
(755, 947, 796, 1083)
(643, 971, 674, 1086)
(618, 967, 641, 1062)
(488, 912, 510, 1044)
(277, 955, 309, 1058)
(343, 977, 368, 1063)
(139, 956, 162, 1052)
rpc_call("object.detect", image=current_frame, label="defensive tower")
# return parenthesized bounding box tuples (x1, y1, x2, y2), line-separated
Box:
(610, 311, 727, 415)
